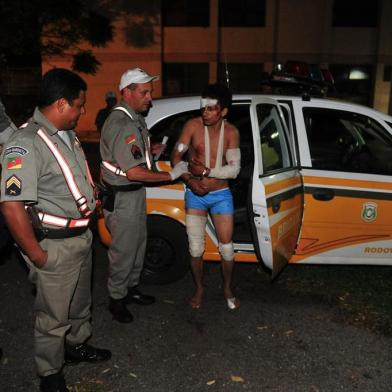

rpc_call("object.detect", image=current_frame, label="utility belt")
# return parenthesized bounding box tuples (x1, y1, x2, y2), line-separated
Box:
(39, 226, 88, 240)
(26, 206, 90, 242)
(103, 181, 143, 192)
(97, 180, 143, 212)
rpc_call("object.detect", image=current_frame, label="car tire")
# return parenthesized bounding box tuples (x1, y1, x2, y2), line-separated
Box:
(141, 215, 190, 285)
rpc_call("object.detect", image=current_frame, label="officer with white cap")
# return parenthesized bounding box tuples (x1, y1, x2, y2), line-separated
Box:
(100, 67, 188, 323)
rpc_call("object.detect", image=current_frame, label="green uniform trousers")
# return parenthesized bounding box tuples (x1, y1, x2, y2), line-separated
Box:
(23, 230, 93, 376)
(104, 188, 147, 299)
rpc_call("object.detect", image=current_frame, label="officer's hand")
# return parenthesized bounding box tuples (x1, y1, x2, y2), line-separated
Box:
(151, 142, 167, 156)
(169, 161, 189, 180)
(188, 178, 208, 196)
(32, 250, 48, 269)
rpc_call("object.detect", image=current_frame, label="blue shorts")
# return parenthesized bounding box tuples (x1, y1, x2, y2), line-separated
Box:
(185, 187, 234, 215)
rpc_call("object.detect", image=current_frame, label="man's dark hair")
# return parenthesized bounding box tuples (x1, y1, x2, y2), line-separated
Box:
(38, 68, 87, 109)
(201, 83, 232, 110)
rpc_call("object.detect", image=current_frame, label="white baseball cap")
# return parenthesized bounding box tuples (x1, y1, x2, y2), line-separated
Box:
(119, 68, 159, 91)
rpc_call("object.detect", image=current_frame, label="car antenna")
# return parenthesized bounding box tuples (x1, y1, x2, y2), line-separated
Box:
(218, 0, 230, 89)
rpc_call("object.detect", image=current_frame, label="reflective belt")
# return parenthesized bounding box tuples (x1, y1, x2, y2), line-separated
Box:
(112, 107, 152, 170)
(102, 160, 127, 177)
(38, 212, 90, 228)
(37, 128, 92, 218)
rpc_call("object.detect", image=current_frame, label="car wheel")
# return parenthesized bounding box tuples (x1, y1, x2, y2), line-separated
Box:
(141, 215, 190, 285)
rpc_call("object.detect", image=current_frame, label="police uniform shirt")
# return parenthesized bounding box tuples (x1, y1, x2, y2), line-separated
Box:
(100, 101, 152, 186)
(0, 108, 95, 223)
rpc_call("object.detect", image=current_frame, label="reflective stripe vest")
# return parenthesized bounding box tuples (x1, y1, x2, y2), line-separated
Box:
(102, 106, 152, 176)
(36, 128, 93, 219)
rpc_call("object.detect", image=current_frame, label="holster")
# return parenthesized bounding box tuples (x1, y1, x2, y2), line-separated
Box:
(96, 182, 115, 212)
(26, 205, 46, 242)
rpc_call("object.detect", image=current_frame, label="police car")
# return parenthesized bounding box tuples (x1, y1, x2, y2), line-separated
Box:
(97, 94, 392, 284)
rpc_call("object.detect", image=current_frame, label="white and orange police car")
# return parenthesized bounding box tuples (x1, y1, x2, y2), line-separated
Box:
(97, 94, 392, 284)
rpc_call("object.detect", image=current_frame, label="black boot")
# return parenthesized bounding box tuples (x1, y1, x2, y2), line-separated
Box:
(125, 286, 155, 305)
(64, 342, 111, 365)
(40, 372, 67, 392)
(108, 297, 134, 323)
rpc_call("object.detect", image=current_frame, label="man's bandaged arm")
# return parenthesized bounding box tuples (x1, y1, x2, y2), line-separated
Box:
(208, 148, 241, 179)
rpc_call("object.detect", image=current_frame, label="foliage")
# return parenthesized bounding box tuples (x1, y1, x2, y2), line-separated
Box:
(0, 0, 161, 74)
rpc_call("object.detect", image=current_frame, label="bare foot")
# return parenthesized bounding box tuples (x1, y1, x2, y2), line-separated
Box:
(189, 288, 204, 309)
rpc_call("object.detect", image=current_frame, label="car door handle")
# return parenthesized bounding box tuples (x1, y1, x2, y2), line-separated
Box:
(312, 189, 335, 201)
(272, 202, 280, 213)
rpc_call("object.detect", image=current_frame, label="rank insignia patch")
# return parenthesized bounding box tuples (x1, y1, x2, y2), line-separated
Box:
(7, 157, 22, 170)
(131, 144, 142, 160)
(5, 175, 22, 196)
(125, 134, 136, 145)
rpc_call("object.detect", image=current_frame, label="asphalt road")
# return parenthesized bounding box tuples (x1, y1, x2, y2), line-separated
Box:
(1, 237, 392, 392)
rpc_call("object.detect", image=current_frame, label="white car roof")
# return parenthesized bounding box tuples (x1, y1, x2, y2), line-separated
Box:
(146, 94, 392, 127)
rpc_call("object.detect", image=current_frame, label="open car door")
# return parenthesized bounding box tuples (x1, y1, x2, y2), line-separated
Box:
(249, 97, 304, 277)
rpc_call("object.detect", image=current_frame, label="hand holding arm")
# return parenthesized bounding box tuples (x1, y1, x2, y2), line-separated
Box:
(186, 177, 208, 196)
(189, 157, 210, 177)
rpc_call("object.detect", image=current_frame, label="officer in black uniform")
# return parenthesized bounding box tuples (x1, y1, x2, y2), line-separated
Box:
(0, 69, 111, 392)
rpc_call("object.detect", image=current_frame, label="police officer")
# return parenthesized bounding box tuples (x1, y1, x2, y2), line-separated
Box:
(0, 98, 17, 146)
(0, 99, 17, 250)
(100, 68, 188, 323)
(95, 91, 117, 132)
(0, 69, 111, 392)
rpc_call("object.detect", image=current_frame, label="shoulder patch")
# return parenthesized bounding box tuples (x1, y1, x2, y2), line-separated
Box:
(5, 175, 22, 196)
(7, 156, 23, 170)
(125, 134, 136, 145)
(4, 146, 29, 156)
(131, 144, 142, 160)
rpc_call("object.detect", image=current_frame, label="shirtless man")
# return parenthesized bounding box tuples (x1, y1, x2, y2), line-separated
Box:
(171, 83, 241, 310)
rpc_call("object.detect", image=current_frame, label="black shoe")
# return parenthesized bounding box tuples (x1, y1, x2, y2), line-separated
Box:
(125, 287, 155, 305)
(64, 343, 111, 365)
(109, 297, 134, 323)
(40, 372, 67, 392)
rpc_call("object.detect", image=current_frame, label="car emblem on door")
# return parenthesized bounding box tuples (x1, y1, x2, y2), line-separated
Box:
(361, 202, 377, 222)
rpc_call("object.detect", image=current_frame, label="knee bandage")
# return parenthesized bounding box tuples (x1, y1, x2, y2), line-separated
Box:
(218, 242, 234, 262)
(186, 215, 207, 258)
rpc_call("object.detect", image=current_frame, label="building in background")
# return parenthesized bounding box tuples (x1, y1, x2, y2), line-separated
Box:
(36, 0, 392, 132)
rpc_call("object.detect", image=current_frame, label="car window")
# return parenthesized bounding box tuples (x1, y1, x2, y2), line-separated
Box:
(256, 104, 292, 173)
(149, 104, 254, 167)
(303, 108, 392, 175)
(149, 110, 200, 161)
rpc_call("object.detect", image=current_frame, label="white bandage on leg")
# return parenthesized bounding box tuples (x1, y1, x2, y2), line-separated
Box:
(208, 148, 241, 179)
(218, 242, 234, 262)
(186, 214, 207, 257)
